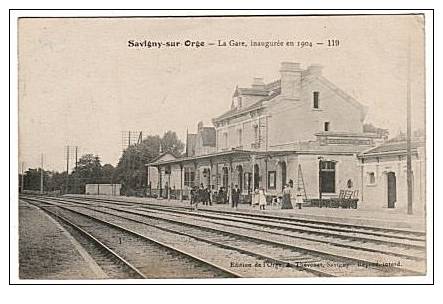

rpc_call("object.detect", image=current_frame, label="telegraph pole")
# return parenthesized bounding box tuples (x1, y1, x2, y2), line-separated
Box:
(40, 154, 44, 194)
(129, 131, 131, 146)
(75, 146, 78, 170)
(121, 131, 143, 195)
(66, 145, 70, 194)
(406, 38, 413, 215)
(74, 146, 78, 194)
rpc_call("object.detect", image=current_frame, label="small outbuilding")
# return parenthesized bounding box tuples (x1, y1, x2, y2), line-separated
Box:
(85, 184, 121, 196)
(358, 139, 425, 213)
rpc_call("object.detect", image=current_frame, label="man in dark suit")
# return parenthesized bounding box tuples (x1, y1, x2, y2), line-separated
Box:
(232, 184, 240, 209)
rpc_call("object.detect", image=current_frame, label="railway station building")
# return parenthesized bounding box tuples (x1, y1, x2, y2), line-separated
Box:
(358, 139, 426, 214)
(147, 61, 390, 206)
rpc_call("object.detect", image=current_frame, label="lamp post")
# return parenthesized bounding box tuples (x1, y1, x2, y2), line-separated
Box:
(406, 37, 413, 215)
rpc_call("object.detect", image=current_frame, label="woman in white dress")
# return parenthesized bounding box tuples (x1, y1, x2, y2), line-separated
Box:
(252, 188, 260, 207)
(258, 188, 267, 210)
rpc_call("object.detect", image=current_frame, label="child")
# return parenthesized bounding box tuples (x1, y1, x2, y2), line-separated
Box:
(295, 187, 303, 209)
(252, 188, 260, 207)
(258, 188, 267, 210)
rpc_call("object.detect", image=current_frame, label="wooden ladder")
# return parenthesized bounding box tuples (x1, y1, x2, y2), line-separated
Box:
(296, 164, 308, 200)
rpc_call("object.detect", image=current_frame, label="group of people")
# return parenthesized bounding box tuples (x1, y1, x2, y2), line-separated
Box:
(231, 184, 268, 210)
(231, 185, 276, 210)
(282, 180, 304, 210)
(189, 180, 304, 211)
(190, 184, 212, 210)
(252, 187, 268, 210)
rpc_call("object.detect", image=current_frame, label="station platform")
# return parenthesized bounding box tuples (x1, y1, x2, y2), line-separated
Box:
(19, 200, 107, 280)
(70, 195, 427, 231)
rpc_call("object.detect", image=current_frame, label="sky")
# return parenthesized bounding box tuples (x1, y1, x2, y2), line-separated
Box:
(18, 15, 426, 172)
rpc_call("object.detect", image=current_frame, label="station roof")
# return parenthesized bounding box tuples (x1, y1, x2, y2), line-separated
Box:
(213, 88, 281, 123)
(359, 140, 425, 158)
(147, 149, 256, 166)
(147, 145, 362, 167)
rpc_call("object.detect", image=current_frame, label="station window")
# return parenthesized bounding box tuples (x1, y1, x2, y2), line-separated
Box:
(320, 161, 336, 193)
(238, 129, 242, 147)
(254, 124, 259, 140)
(184, 169, 195, 187)
(223, 132, 228, 149)
(268, 171, 276, 189)
(324, 121, 330, 132)
(368, 172, 376, 185)
(313, 91, 320, 109)
(222, 167, 229, 188)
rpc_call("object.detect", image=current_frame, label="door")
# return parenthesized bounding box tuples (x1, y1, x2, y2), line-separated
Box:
(237, 166, 243, 192)
(203, 168, 210, 187)
(254, 164, 260, 190)
(281, 161, 287, 191)
(387, 172, 396, 208)
(320, 161, 336, 194)
(222, 167, 229, 188)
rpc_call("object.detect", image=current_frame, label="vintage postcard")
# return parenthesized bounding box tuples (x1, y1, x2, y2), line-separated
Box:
(14, 12, 430, 282)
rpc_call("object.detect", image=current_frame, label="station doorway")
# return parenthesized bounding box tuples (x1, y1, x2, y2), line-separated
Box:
(280, 161, 287, 191)
(237, 165, 243, 191)
(387, 172, 397, 208)
(202, 168, 211, 187)
(254, 164, 260, 190)
(222, 167, 229, 189)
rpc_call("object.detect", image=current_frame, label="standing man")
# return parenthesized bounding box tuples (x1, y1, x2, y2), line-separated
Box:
(197, 183, 205, 208)
(232, 184, 240, 209)
(190, 186, 196, 207)
(206, 186, 212, 206)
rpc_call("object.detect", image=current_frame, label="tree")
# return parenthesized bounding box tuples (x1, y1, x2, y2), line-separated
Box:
(75, 154, 102, 179)
(115, 131, 184, 194)
(46, 171, 67, 192)
(115, 135, 160, 194)
(102, 164, 115, 181)
(19, 131, 185, 195)
(161, 130, 185, 155)
(23, 168, 49, 191)
(70, 154, 103, 193)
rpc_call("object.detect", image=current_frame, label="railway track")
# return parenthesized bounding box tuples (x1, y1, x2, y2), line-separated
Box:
(23, 198, 242, 279)
(20, 200, 146, 279)
(132, 207, 425, 259)
(22, 195, 426, 277)
(64, 195, 427, 237)
(41, 195, 426, 260)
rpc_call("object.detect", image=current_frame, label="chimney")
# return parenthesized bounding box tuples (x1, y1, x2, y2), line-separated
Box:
(251, 77, 265, 89)
(279, 62, 302, 98)
(307, 64, 323, 77)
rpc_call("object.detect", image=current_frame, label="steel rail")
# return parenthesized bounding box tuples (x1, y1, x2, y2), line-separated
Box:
(25, 196, 423, 277)
(24, 200, 147, 279)
(41, 195, 426, 252)
(62, 195, 426, 237)
(23, 197, 242, 279)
